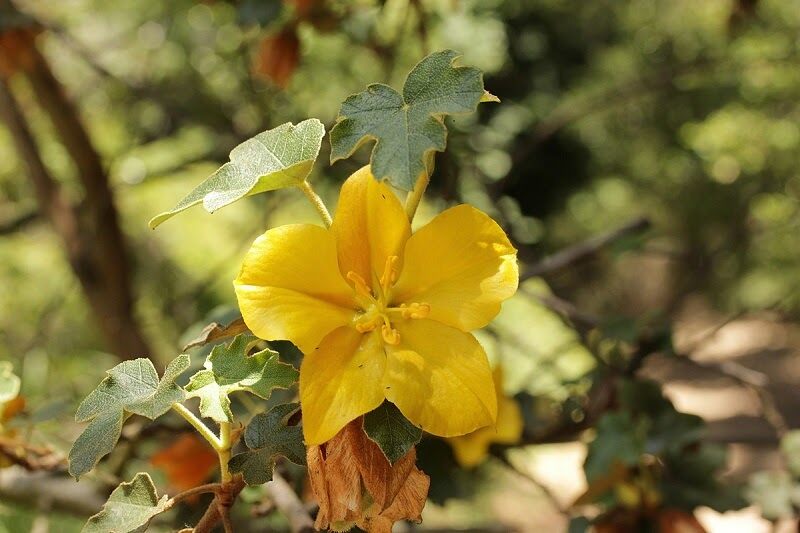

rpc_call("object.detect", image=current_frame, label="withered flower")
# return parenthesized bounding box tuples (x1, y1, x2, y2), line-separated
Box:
(306, 419, 430, 532)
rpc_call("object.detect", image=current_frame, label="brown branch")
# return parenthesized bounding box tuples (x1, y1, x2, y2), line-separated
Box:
(166, 483, 221, 508)
(0, 10, 151, 360)
(492, 454, 568, 515)
(264, 472, 315, 533)
(0, 467, 104, 517)
(193, 477, 245, 533)
(523, 217, 651, 280)
(0, 207, 38, 234)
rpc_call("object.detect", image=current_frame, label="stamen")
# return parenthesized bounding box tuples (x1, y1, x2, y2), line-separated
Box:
(398, 302, 430, 319)
(355, 315, 381, 333)
(347, 270, 374, 302)
(381, 324, 400, 345)
(379, 255, 400, 294)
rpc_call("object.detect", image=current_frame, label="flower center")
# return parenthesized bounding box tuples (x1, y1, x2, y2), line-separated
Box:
(347, 255, 430, 345)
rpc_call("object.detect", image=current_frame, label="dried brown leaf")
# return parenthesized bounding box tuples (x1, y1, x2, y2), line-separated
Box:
(183, 317, 249, 351)
(150, 433, 218, 492)
(306, 419, 429, 532)
(253, 29, 300, 89)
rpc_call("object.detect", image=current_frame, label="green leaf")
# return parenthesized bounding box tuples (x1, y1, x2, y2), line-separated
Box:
(82, 473, 169, 533)
(363, 401, 422, 463)
(228, 403, 305, 485)
(68, 355, 190, 479)
(329, 49, 493, 190)
(584, 412, 644, 483)
(0, 361, 20, 403)
(149, 118, 325, 228)
(782, 430, 800, 478)
(185, 334, 298, 423)
(746, 470, 800, 520)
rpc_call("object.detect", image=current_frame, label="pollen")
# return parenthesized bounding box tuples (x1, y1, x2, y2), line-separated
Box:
(348, 255, 429, 346)
(398, 302, 430, 319)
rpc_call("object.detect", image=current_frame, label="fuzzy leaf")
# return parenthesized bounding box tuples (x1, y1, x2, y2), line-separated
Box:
(329, 50, 493, 190)
(584, 412, 644, 483)
(228, 403, 305, 485)
(69, 355, 190, 478)
(0, 362, 20, 403)
(746, 470, 800, 520)
(782, 430, 800, 478)
(363, 401, 422, 463)
(149, 119, 325, 228)
(185, 334, 298, 423)
(82, 473, 169, 533)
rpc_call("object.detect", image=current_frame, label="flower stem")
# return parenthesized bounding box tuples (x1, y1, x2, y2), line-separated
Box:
(218, 422, 233, 483)
(404, 171, 431, 222)
(298, 180, 333, 228)
(172, 403, 222, 450)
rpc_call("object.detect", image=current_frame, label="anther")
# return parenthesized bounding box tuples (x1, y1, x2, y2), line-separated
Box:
(346, 270, 374, 301)
(400, 302, 430, 319)
(381, 324, 400, 345)
(379, 255, 400, 293)
(355, 315, 381, 333)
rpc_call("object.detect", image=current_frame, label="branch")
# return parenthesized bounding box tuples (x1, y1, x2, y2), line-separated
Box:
(522, 217, 651, 280)
(0, 467, 104, 517)
(0, 207, 38, 235)
(491, 454, 568, 515)
(193, 478, 245, 533)
(0, 10, 151, 360)
(264, 472, 315, 533)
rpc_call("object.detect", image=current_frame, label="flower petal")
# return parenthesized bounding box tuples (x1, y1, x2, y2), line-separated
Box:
(234, 224, 355, 353)
(449, 393, 523, 468)
(332, 166, 411, 288)
(384, 319, 497, 437)
(300, 327, 386, 445)
(392, 204, 518, 331)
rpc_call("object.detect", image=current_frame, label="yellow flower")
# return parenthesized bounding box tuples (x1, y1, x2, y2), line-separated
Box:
(234, 166, 518, 445)
(447, 367, 524, 468)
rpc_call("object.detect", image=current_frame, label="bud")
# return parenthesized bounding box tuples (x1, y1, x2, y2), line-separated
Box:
(306, 419, 429, 532)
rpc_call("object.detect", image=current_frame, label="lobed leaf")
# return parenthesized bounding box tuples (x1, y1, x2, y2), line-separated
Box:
(583, 412, 644, 483)
(329, 49, 494, 190)
(149, 118, 325, 228)
(363, 401, 422, 464)
(82, 473, 169, 533)
(68, 355, 190, 478)
(185, 334, 298, 423)
(0, 361, 20, 403)
(228, 402, 305, 485)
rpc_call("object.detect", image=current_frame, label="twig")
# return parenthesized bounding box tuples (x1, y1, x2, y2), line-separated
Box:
(264, 472, 315, 533)
(492, 454, 568, 515)
(0, 467, 104, 517)
(193, 478, 245, 533)
(0, 208, 37, 234)
(522, 217, 651, 280)
(527, 290, 601, 334)
(167, 483, 221, 508)
(676, 355, 788, 438)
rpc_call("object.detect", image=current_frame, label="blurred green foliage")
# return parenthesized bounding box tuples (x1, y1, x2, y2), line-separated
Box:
(2, 0, 800, 530)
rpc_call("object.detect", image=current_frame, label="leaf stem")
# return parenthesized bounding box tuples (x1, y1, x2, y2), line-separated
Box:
(172, 403, 222, 450)
(218, 422, 233, 483)
(298, 180, 332, 228)
(404, 171, 431, 221)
